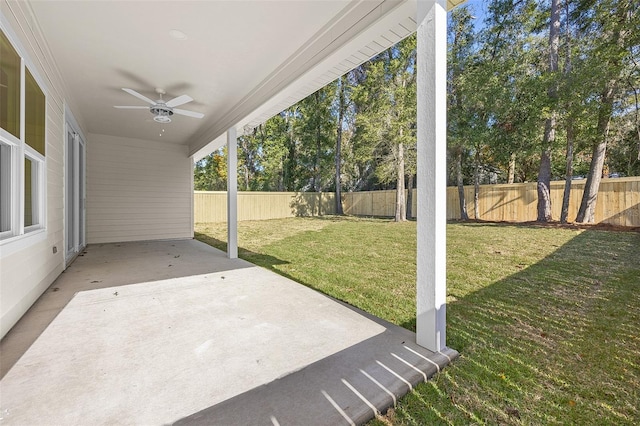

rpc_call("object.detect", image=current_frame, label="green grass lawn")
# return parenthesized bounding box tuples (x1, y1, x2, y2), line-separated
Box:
(195, 216, 640, 425)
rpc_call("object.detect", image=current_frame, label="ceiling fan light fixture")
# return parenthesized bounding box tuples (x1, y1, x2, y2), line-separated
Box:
(150, 106, 173, 123)
(153, 114, 172, 124)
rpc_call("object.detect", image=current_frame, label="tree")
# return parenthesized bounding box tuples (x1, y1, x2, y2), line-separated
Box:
(282, 107, 299, 191)
(342, 66, 377, 192)
(576, 0, 639, 222)
(537, 0, 561, 222)
(194, 149, 227, 191)
(238, 131, 260, 191)
(353, 36, 417, 222)
(605, 76, 640, 176)
(255, 116, 290, 191)
(334, 75, 347, 214)
(463, 0, 545, 217)
(293, 85, 335, 192)
(560, 0, 577, 223)
(447, 5, 476, 220)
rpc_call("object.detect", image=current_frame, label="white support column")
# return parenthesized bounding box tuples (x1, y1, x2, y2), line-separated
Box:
(416, 0, 448, 352)
(227, 127, 238, 259)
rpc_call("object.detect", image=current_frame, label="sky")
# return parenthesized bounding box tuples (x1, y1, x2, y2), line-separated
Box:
(460, 0, 489, 31)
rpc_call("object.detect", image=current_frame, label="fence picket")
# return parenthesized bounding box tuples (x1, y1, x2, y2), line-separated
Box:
(194, 177, 640, 226)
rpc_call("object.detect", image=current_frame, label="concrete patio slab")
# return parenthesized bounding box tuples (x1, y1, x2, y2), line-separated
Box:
(1, 239, 252, 379)
(0, 240, 457, 425)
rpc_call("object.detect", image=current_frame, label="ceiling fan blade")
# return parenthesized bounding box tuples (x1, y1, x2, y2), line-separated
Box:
(166, 94, 193, 108)
(122, 88, 156, 105)
(114, 106, 149, 109)
(173, 108, 204, 119)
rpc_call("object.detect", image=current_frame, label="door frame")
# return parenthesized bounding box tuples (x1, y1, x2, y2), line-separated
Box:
(64, 108, 86, 266)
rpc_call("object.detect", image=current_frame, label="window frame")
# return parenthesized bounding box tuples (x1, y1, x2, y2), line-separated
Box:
(0, 139, 16, 239)
(0, 22, 48, 250)
(23, 149, 45, 232)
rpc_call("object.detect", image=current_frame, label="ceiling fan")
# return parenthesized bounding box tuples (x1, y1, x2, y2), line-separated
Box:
(114, 88, 204, 123)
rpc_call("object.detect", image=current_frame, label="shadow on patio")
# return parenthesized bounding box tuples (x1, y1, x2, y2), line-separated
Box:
(0, 239, 457, 425)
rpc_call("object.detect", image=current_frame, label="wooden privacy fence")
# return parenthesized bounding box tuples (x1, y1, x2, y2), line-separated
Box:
(446, 177, 639, 226)
(194, 191, 336, 222)
(194, 177, 639, 226)
(342, 190, 416, 217)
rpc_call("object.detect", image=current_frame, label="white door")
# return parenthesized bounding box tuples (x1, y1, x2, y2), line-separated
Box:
(65, 122, 86, 263)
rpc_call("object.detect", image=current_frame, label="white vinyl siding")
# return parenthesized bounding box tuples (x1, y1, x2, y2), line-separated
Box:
(87, 133, 192, 244)
(0, 2, 66, 338)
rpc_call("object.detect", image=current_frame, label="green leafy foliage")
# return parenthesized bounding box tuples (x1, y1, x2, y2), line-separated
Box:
(194, 149, 227, 191)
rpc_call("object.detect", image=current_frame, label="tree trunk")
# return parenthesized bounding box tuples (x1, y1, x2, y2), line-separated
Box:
(239, 136, 252, 191)
(537, 139, 553, 222)
(507, 152, 516, 184)
(243, 164, 250, 191)
(335, 76, 345, 215)
(285, 129, 296, 191)
(278, 158, 284, 192)
(241, 140, 251, 191)
(451, 16, 469, 218)
(474, 149, 480, 220)
(560, 0, 573, 225)
(560, 119, 575, 223)
(395, 142, 406, 222)
(536, 0, 560, 223)
(634, 85, 640, 161)
(406, 173, 414, 219)
(576, 83, 615, 223)
(312, 94, 321, 193)
(576, 139, 607, 223)
(457, 147, 469, 220)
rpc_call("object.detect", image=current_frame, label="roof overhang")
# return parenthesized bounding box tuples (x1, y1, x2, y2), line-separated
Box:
(10, 0, 466, 161)
(190, 0, 467, 160)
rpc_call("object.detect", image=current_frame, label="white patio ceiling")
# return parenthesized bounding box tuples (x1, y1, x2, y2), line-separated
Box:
(22, 0, 465, 160)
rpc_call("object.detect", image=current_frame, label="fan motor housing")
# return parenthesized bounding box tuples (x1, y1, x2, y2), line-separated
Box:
(150, 104, 174, 116)
(150, 104, 173, 123)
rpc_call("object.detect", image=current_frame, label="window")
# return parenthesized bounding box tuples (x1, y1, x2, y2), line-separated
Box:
(24, 68, 45, 230)
(24, 156, 42, 228)
(0, 27, 46, 242)
(0, 29, 20, 139)
(25, 68, 46, 156)
(0, 143, 12, 236)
